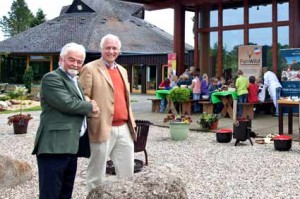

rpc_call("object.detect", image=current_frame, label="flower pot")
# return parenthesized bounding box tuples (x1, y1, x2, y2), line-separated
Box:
(13, 121, 29, 134)
(169, 122, 189, 141)
(209, 121, 219, 130)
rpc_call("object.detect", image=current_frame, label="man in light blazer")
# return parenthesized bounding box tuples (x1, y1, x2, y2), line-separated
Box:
(32, 42, 99, 199)
(79, 34, 137, 191)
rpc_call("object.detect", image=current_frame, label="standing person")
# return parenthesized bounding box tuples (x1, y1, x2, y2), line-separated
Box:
(32, 42, 99, 199)
(262, 67, 282, 116)
(191, 70, 201, 112)
(79, 34, 137, 191)
(235, 70, 249, 117)
(247, 76, 259, 103)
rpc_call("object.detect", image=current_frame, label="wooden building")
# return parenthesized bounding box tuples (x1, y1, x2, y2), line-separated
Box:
(0, 0, 192, 94)
(121, 0, 300, 77)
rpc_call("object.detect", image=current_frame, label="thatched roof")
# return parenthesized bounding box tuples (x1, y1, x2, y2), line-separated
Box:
(0, 0, 192, 54)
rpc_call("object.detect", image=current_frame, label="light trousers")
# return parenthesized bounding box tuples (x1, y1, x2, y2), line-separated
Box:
(87, 123, 134, 192)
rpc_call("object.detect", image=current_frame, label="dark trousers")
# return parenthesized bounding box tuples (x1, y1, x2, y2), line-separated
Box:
(37, 154, 78, 199)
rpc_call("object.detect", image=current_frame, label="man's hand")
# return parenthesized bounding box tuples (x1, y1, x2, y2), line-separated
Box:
(90, 100, 99, 113)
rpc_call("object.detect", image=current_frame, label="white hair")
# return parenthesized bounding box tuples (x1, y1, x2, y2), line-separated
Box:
(99, 34, 121, 50)
(60, 42, 86, 60)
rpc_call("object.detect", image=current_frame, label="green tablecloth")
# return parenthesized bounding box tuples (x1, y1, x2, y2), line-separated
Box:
(156, 90, 171, 99)
(211, 91, 237, 104)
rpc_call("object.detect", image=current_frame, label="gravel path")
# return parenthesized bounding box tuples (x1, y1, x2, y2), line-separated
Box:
(1, 110, 300, 199)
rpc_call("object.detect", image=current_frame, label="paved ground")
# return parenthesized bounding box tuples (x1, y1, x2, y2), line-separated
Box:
(130, 94, 300, 140)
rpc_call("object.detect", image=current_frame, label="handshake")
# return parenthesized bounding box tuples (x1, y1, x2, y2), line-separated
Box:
(90, 100, 99, 113)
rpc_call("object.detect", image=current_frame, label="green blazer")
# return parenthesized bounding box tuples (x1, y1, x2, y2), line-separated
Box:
(32, 68, 93, 155)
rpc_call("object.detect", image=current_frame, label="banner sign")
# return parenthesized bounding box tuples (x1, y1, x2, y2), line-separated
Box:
(238, 45, 262, 78)
(280, 48, 300, 81)
(167, 53, 176, 77)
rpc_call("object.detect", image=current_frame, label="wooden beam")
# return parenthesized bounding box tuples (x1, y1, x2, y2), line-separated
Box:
(272, 0, 278, 73)
(194, 7, 199, 69)
(173, 2, 185, 75)
(217, 2, 223, 78)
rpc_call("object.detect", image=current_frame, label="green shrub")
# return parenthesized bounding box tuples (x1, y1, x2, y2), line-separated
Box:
(23, 66, 34, 93)
(0, 95, 11, 101)
(169, 87, 190, 103)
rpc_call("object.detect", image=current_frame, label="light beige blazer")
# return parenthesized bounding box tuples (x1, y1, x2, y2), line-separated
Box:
(79, 58, 136, 142)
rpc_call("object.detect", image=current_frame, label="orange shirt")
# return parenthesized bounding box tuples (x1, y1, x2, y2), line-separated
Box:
(108, 68, 128, 126)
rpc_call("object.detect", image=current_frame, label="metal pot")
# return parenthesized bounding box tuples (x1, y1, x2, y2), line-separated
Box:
(274, 135, 292, 151)
(216, 129, 232, 143)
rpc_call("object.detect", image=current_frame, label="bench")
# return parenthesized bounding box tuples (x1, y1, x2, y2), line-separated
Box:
(181, 99, 212, 115)
(148, 98, 161, 113)
(241, 100, 274, 119)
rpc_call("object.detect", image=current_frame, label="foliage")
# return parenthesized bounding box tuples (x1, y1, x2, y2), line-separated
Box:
(23, 66, 34, 93)
(197, 112, 221, 129)
(163, 114, 192, 124)
(169, 87, 191, 115)
(7, 86, 32, 126)
(30, 9, 46, 27)
(0, 105, 41, 114)
(0, 0, 34, 37)
(7, 113, 32, 126)
(0, 95, 11, 101)
(169, 87, 190, 103)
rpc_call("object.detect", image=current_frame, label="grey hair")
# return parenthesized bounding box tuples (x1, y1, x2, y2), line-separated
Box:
(60, 42, 86, 60)
(99, 34, 122, 50)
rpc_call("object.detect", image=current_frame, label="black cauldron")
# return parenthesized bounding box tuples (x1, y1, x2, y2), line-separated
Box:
(216, 129, 232, 143)
(274, 135, 292, 151)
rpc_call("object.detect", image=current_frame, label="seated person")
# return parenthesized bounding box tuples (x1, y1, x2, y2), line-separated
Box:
(208, 77, 223, 113)
(158, 78, 171, 112)
(177, 74, 191, 87)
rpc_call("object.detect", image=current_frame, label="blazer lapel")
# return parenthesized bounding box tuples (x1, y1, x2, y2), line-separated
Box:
(55, 68, 83, 99)
(97, 58, 114, 89)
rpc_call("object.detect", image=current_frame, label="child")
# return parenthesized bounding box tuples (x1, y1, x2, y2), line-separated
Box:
(158, 78, 171, 112)
(235, 70, 249, 117)
(208, 77, 223, 113)
(191, 70, 201, 112)
(247, 76, 259, 103)
(201, 73, 209, 97)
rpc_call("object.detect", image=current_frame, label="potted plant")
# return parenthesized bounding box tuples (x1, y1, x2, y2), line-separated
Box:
(197, 112, 221, 131)
(7, 86, 33, 134)
(163, 114, 192, 141)
(169, 87, 191, 115)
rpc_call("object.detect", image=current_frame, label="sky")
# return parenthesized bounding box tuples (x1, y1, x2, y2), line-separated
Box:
(0, 0, 195, 46)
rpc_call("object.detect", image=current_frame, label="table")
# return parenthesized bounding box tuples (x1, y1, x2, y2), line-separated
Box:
(211, 91, 237, 119)
(278, 99, 300, 135)
(155, 90, 177, 114)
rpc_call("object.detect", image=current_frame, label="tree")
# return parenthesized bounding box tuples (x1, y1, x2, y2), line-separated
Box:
(30, 9, 46, 27)
(0, 0, 33, 37)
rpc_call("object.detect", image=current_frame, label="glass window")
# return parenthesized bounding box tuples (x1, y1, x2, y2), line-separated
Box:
(210, 10, 218, 27)
(249, 28, 272, 68)
(249, 4, 272, 24)
(278, 26, 290, 71)
(210, 31, 218, 75)
(223, 7, 244, 26)
(223, 30, 243, 71)
(278, 2, 289, 21)
(249, 28, 272, 46)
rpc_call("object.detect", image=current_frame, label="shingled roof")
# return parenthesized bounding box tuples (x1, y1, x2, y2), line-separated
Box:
(0, 0, 192, 54)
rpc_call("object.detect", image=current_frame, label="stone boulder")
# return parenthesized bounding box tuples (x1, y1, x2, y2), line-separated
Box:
(87, 164, 188, 199)
(0, 155, 32, 188)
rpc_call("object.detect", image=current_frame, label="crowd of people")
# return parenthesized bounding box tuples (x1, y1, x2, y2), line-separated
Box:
(158, 66, 282, 117)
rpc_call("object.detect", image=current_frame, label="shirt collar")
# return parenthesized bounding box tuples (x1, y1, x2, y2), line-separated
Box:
(103, 60, 117, 70)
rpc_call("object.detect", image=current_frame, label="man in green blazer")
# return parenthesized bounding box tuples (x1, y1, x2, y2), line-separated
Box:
(32, 43, 99, 199)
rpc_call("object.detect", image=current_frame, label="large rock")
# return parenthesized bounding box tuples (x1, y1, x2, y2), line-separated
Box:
(87, 164, 188, 199)
(0, 155, 32, 188)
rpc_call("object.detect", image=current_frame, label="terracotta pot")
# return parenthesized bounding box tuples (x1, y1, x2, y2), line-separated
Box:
(209, 120, 219, 130)
(13, 121, 29, 134)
